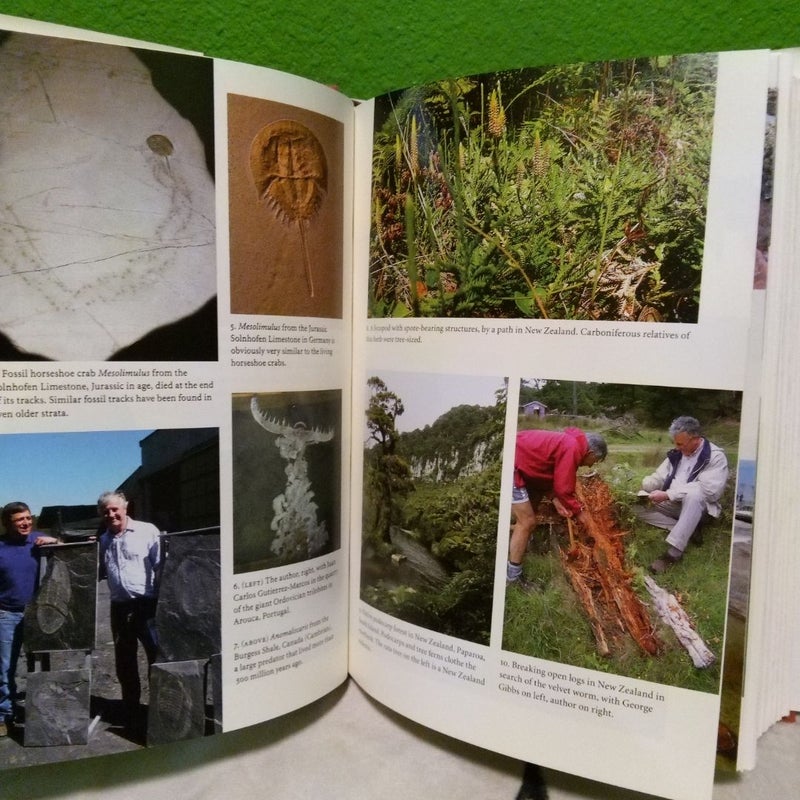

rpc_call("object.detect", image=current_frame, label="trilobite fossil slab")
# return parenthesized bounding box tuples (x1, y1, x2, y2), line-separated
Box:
(24, 542, 97, 651)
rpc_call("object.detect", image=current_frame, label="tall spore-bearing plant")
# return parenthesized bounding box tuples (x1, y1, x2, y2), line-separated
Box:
(368, 55, 716, 321)
(511, 58, 716, 321)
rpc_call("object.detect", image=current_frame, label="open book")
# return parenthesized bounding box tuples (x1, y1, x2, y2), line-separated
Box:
(1, 14, 797, 800)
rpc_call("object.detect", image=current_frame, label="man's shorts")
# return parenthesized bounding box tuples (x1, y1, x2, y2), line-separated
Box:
(512, 482, 548, 506)
(512, 485, 529, 504)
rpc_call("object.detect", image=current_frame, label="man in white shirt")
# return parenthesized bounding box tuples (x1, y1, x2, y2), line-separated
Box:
(637, 416, 729, 574)
(97, 491, 161, 731)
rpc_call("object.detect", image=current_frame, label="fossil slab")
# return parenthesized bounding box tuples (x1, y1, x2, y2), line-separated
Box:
(227, 94, 343, 318)
(24, 542, 97, 652)
(147, 660, 206, 745)
(24, 668, 91, 746)
(209, 652, 223, 734)
(0, 33, 216, 360)
(154, 529, 220, 661)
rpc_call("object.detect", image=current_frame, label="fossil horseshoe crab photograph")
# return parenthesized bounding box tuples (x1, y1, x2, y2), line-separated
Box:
(232, 390, 342, 574)
(228, 95, 344, 318)
(502, 378, 742, 692)
(0, 31, 217, 361)
(368, 55, 717, 322)
(0, 427, 221, 763)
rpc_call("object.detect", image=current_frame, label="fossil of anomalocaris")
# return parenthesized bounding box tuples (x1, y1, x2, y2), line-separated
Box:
(250, 396, 334, 559)
(249, 119, 327, 298)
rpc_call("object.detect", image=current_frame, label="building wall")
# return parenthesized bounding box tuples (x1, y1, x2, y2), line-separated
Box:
(120, 429, 220, 533)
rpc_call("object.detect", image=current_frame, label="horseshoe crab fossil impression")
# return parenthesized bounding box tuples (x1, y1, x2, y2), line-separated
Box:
(249, 120, 327, 298)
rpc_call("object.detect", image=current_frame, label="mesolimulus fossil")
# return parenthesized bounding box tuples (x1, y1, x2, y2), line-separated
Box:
(147, 133, 175, 174)
(249, 120, 327, 297)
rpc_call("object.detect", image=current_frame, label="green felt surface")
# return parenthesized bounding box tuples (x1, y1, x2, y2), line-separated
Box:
(0, 0, 796, 797)
(1, 1, 798, 97)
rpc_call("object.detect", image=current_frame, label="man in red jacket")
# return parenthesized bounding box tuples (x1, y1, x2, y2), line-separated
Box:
(507, 428, 607, 590)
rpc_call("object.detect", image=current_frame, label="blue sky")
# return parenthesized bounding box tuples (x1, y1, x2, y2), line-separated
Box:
(0, 429, 153, 518)
(737, 458, 756, 504)
(365, 371, 504, 433)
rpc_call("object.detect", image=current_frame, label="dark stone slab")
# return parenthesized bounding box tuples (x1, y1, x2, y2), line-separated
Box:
(209, 652, 222, 733)
(147, 660, 206, 745)
(24, 669, 91, 746)
(24, 543, 97, 652)
(155, 530, 220, 661)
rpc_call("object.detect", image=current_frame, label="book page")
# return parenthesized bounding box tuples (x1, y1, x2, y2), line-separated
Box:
(215, 57, 354, 730)
(0, 15, 353, 764)
(348, 51, 769, 800)
(738, 47, 800, 767)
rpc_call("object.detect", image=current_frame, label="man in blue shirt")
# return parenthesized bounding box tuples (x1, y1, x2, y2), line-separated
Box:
(0, 501, 57, 737)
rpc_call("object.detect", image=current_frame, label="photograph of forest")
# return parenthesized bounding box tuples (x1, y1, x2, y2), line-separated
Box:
(504, 379, 742, 694)
(369, 55, 717, 322)
(360, 372, 506, 645)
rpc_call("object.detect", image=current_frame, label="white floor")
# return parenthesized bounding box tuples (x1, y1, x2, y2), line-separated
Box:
(2, 678, 797, 800)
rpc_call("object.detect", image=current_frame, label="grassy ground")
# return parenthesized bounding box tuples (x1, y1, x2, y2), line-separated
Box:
(502, 418, 738, 693)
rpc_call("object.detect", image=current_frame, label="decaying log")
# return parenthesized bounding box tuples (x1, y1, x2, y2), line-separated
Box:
(644, 575, 716, 668)
(555, 475, 662, 657)
(560, 553, 611, 657)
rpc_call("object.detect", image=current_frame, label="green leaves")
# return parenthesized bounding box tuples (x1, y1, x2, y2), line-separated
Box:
(369, 56, 716, 321)
(364, 377, 414, 545)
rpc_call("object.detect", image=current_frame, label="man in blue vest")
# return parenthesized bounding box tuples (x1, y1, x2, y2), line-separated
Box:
(637, 416, 729, 574)
(0, 502, 57, 737)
